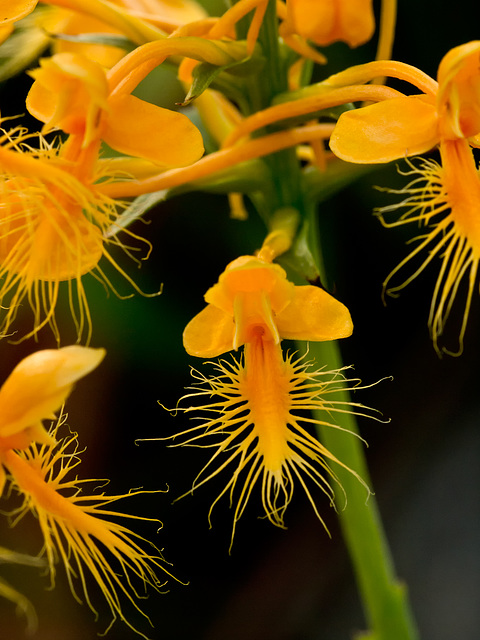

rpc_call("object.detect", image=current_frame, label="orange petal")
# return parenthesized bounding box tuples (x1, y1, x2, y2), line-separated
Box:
(183, 304, 234, 357)
(285, 0, 375, 48)
(0, 346, 105, 443)
(1, 0, 37, 24)
(0, 24, 14, 44)
(204, 256, 294, 316)
(330, 96, 439, 163)
(276, 285, 353, 341)
(104, 94, 204, 167)
(437, 41, 480, 139)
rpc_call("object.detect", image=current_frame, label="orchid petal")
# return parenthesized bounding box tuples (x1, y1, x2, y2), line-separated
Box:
(104, 94, 204, 167)
(276, 285, 353, 341)
(0, 347, 105, 442)
(183, 304, 234, 357)
(330, 96, 439, 163)
(0, 0, 37, 24)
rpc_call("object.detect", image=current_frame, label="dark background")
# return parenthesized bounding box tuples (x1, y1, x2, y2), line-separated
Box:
(1, 1, 480, 639)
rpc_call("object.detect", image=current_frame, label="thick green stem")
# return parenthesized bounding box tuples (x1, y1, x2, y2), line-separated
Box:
(300, 199, 418, 638)
(305, 338, 419, 640)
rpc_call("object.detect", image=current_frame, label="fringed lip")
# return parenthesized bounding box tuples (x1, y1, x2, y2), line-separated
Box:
(161, 338, 379, 550)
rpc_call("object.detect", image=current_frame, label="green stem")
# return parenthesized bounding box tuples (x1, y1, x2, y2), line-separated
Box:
(306, 338, 419, 640)
(302, 200, 418, 639)
(250, 0, 302, 212)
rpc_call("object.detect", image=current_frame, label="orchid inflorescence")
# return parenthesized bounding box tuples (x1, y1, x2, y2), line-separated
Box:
(0, 0, 477, 637)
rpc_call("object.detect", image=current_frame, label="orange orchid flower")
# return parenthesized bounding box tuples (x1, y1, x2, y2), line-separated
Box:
(164, 250, 375, 544)
(26, 51, 204, 164)
(328, 42, 480, 353)
(330, 41, 480, 163)
(0, 347, 173, 637)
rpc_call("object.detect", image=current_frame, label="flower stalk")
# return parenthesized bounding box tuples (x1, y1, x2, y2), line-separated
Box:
(307, 336, 419, 640)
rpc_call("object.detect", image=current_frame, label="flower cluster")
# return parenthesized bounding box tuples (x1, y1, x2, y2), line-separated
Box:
(1, 0, 477, 636)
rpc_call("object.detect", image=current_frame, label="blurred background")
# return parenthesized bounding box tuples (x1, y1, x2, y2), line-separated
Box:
(1, 0, 480, 639)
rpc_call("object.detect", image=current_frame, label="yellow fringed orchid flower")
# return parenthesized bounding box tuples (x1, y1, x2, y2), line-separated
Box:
(27, 51, 204, 163)
(330, 41, 480, 164)
(0, 347, 172, 638)
(328, 42, 480, 353)
(167, 253, 375, 544)
(1, 44, 204, 341)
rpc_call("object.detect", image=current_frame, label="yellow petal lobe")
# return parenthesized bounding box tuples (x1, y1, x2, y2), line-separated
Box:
(0, 0, 37, 24)
(104, 94, 204, 167)
(183, 304, 234, 357)
(276, 285, 353, 341)
(330, 96, 439, 163)
(0, 347, 105, 446)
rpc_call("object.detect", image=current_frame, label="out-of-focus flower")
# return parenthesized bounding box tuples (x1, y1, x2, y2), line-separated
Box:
(281, 0, 375, 48)
(0, 347, 172, 637)
(0, 345, 104, 455)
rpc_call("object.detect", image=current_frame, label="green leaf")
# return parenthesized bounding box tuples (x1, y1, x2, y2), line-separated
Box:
(180, 51, 265, 106)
